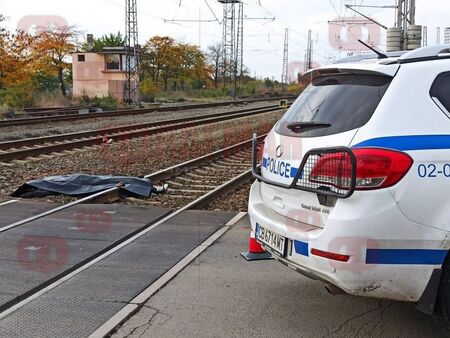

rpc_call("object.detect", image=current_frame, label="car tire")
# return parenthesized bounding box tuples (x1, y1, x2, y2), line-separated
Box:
(434, 255, 450, 331)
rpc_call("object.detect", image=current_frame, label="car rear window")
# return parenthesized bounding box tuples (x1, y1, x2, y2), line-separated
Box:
(276, 73, 392, 137)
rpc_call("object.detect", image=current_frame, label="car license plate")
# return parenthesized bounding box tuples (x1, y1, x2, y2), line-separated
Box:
(256, 223, 286, 256)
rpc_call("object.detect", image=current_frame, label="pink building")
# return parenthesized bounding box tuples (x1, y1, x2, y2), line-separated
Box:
(72, 47, 135, 100)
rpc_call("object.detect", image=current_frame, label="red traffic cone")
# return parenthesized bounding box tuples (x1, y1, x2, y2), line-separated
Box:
(241, 230, 273, 261)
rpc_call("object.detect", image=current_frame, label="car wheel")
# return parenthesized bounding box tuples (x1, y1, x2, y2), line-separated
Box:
(434, 256, 450, 331)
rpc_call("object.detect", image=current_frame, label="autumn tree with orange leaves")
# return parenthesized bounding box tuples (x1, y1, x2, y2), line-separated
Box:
(0, 22, 79, 106)
(33, 26, 79, 96)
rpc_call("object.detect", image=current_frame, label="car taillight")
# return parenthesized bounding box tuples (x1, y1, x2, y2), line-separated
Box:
(310, 148, 413, 190)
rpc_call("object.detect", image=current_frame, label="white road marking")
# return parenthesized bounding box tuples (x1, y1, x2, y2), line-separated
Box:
(0, 200, 18, 207)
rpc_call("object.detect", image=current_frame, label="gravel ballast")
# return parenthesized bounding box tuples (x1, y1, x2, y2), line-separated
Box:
(0, 101, 280, 142)
(0, 111, 283, 204)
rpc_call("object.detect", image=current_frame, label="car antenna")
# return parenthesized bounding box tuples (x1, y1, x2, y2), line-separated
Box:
(358, 39, 388, 59)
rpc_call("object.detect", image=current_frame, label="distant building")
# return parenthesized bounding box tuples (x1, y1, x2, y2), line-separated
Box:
(72, 47, 136, 101)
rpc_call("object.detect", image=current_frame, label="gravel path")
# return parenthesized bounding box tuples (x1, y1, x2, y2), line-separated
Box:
(0, 101, 279, 142)
(205, 181, 252, 212)
(0, 111, 283, 203)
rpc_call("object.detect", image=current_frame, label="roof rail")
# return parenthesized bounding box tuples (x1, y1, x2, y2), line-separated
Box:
(398, 44, 450, 63)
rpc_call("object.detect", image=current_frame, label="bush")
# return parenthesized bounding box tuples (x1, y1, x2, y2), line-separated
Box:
(140, 78, 159, 103)
(0, 104, 15, 118)
(287, 83, 303, 94)
(90, 95, 119, 110)
(0, 82, 35, 108)
(32, 72, 60, 93)
(33, 90, 71, 108)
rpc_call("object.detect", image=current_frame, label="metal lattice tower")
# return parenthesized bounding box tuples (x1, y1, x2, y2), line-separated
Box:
(281, 28, 289, 84)
(396, 0, 415, 31)
(304, 29, 313, 72)
(234, 2, 244, 90)
(218, 0, 243, 98)
(125, 0, 140, 104)
(444, 27, 450, 44)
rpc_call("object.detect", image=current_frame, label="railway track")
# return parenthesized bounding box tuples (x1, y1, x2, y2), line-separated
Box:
(0, 104, 285, 163)
(1, 96, 293, 128)
(0, 136, 263, 323)
(23, 106, 97, 116)
(23, 105, 94, 113)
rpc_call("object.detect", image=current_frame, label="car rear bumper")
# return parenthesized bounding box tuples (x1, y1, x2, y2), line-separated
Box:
(248, 180, 448, 302)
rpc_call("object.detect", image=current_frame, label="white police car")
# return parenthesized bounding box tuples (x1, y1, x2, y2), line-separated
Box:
(249, 45, 450, 327)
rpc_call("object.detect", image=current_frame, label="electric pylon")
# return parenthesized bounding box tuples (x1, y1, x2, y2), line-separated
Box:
(218, 0, 243, 98)
(125, 0, 140, 104)
(281, 28, 289, 84)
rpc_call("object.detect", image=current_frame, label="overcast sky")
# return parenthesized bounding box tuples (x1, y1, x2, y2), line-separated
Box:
(1, 0, 450, 79)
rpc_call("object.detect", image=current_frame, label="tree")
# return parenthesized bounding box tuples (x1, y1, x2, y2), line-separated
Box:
(142, 36, 178, 92)
(176, 43, 209, 91)
(33, 26, 79, 96)
(83, 32, 125, 51)
(142, 36, 173, 84)
(206, 44, 222, 89)
(142, 36, 211, 93)
(0, 30, 37, 88)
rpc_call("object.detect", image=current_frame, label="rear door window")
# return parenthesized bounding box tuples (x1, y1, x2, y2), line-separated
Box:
(276, 73, 392, 137)
(430, 72, 450, 119)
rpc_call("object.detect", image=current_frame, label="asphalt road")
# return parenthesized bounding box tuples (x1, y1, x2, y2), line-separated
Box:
(112, 215, 444, 338)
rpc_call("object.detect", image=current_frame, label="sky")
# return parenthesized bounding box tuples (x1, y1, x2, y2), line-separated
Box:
(1, 0, 450, 80)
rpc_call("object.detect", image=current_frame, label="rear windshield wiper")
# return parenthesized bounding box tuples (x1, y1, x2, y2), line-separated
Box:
(287, 121, 332, 132)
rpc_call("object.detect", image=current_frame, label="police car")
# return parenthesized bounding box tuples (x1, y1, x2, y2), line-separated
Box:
(249, 45, 450, 327)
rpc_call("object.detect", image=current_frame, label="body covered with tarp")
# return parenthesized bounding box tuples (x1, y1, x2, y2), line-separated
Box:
(12, 174, 156, 198)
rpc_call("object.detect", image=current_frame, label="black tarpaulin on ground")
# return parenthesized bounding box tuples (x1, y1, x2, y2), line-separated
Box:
(11, 174, 155, 198)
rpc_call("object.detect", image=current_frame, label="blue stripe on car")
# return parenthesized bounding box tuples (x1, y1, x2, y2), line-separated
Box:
(294, 240, 309, 256)
(262, 158, 268, 168)
(366, 249, 447, 265)
(353, 135, 450, 151)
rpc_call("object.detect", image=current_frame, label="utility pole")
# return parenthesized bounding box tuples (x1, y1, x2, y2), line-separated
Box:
(281, 28, 289, 84)
(305, 29, 313, 72)
(125, 0, 140, 105)
(423, 26, 427, 47)
(199, 7, 202, 48)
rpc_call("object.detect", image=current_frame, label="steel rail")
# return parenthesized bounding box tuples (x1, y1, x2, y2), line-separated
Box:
(0, 134, 266, 234)
(0, 170, 253, 317)
(0, 103, 282, 151)
(0, 145, 259, 316)
(0, 96, 293, 128)
(0, 105, 281, 162)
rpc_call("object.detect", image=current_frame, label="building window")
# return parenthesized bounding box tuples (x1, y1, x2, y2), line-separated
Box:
(105, 54, 121, 70)
(78, 54, 85, 62)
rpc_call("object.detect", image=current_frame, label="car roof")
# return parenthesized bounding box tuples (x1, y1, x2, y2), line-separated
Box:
(306, 45, 450, 78)
(398, 44, 450, 63)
